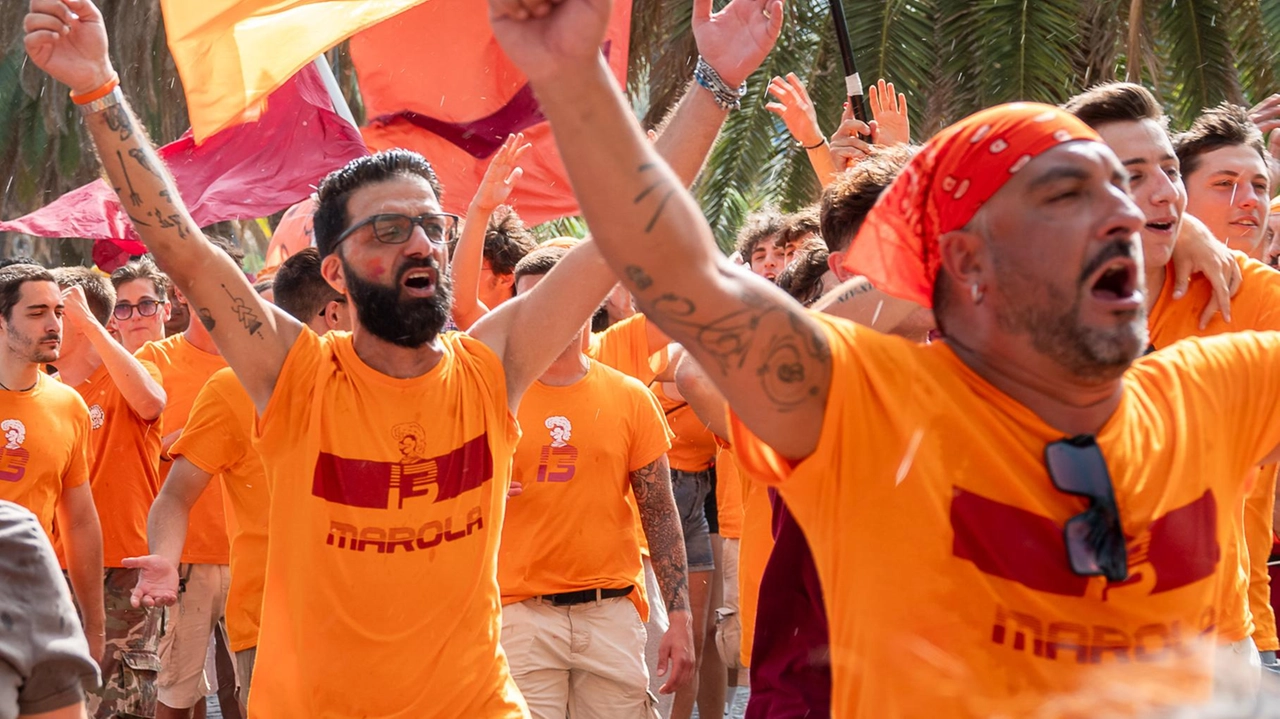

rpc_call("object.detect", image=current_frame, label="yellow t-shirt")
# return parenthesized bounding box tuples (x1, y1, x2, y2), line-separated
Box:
(0, 374, 91, 538)
(587, 313, 668, 384)
(731, 314, 1280, 718)
(71, 362, 163, 566)
(734, 449, 774, 668)
(1247, 464, 1279, 651)
(1147, 254, 1280, 645)
(716, 445, 745, 540)
(170, 367, 267, 653)
(500, 360, 671, 622)
(651, 382, 717, 473)
(251, 329, 526, 718)
(136, 333, 230, 565)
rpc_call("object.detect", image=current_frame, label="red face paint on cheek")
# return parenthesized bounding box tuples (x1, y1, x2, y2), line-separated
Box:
(366, 259, 387, 281)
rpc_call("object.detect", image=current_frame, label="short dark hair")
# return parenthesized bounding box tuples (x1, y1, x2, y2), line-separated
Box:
(820, 145, 915, 253)
(513, 245, 569, 287)
(252, 277, 274, 295)
(779, 207, 821, 248)
(52, 266, 115, 325)
(273, 248, 341, 322)
(1063, 82, 1166, 130)
(111, 257, 170, 302)
(0, 257, 41, 270)
(313, 150, 444, 258)
(0, 265, 56, 323)
(775, 240, 830, 307)
(206, 234, 246, 270)
(734, 209, 786, 259)
(483, 206, 538, 276)
(1174, 103, 1267, 177)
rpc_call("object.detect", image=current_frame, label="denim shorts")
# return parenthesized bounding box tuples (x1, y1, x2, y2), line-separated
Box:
(672, 468, 715, 573)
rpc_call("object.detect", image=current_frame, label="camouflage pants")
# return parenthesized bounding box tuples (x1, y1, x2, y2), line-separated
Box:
(85, 567, 163, 719)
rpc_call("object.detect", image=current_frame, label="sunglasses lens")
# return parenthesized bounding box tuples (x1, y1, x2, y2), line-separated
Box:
(1064, 510, 1128, 582)
(113, 305, 132, 320)
(1045, 437, 1110, 496)
(137, 301, 158, 317)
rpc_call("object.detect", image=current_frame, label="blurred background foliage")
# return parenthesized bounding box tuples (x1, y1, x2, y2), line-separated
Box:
(3, 0, 1280, 261)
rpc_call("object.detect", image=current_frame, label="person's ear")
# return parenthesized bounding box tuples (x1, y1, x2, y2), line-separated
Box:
(937, 226, 988, 292)
(321, 254, 347, 295)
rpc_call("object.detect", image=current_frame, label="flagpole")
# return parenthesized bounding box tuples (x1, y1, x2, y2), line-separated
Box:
(312, 55, 359, 129)
(826, 0, 870, 139)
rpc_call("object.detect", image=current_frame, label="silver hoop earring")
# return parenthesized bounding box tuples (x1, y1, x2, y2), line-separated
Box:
(970, 283, 984, 305)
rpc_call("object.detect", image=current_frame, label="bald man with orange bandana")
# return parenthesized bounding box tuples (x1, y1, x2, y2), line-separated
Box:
(488, 1, 1280, 712)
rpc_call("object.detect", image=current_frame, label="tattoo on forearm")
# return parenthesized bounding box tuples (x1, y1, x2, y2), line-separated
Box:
(101, 105, 133, 141)
(196, 308, 216, 331)
(631, 281, 830, 412)
(625, 265, 654, 291)
(631, 458, 690, 614)
(128, 148, 163, 178)
(635, 164, 677, 234)
(222, 285, 263, 336)
(116, 151, 142, 207)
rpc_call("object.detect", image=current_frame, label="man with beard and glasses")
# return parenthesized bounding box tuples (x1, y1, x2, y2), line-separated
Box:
(24, 0, 778, 714)
(488, 0, 1280, 713)
(0, 265, 103, 671)
(1068, 82, 1280, 694)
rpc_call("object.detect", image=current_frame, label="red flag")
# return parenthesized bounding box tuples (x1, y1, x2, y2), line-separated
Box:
(0, 64, 366, 262)
(351, 0, 633, 226)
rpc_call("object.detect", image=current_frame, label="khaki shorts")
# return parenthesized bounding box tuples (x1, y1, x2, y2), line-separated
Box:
(86, 568, 163, 719)
(715, 537, 742, 671)
(157, 563, 229, 708)
(503, 595, 658, 719)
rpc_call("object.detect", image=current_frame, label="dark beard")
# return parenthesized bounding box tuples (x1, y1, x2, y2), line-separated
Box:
(342, 257, 453, 348)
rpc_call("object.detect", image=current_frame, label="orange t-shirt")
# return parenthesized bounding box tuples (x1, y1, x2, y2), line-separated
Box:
(0, 374, 91, 538)
(716, 445, 745, 539)
(731, 314, 1280, 718)
(135, 333, 230, 565)
(170, 367, 267, 653)
(651, 382, 717, 473)
(733, 448, 774, 667)
(251, 329, 526, 718)
(500, 360, 671, 622)
(587, 313, 669, 384)
(1147, 254, 1280, 644)
(71, 362, 164, 566)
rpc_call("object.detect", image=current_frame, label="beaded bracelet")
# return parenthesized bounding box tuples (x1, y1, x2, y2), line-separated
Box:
(693, 57, 747, 112)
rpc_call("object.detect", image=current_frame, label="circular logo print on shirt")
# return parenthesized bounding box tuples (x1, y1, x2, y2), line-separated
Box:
(89, 405, 105, 430)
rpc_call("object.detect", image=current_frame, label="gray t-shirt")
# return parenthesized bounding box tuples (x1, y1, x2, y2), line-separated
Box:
(0, 501, 99, 718)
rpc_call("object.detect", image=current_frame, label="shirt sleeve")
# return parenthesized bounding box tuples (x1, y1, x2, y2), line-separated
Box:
(254, 328, 325, 449)
(133, 360, 165, 425)
(172, 373, 244, 475)
(0, 502, 99, 715)
(627, 380, 674, 473)
(589, 314, 666, 384)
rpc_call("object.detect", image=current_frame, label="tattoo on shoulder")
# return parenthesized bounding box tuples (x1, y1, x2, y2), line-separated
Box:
(634, 164, 677, 234)
(196, 308, 216, 331)
(222, 285, 263, 336)
(102, 105, 133, 141)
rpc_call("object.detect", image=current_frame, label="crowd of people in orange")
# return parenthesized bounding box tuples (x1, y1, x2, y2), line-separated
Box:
(9, 0, 1280, 718)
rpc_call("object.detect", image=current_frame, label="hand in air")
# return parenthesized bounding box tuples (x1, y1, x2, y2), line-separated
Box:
(60, 285, 99, 332)
(122, 554, 180, 608)
(472, 134, 532, 216)
(693, 0, 786, 87)
(868, 78, 910, 147)
(23, 0, 114, 95)
(488, 0, 614, 84)
(766, 73, 824, 148)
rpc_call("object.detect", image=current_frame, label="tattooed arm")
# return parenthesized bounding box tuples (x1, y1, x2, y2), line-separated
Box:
(23, 0, 301, 414)
(630, 455, 696, 693)
(491, 0, 830, 460)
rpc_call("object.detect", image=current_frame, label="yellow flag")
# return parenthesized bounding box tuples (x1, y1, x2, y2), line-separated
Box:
(161, 0, 426, 141)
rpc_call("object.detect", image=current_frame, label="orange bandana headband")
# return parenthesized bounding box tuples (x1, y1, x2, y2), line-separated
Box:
(843, 103, 1102, 308)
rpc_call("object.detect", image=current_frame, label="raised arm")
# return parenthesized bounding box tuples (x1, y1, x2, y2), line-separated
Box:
(491, 0, 831, 460)
(450, 134, 530, 331)
(470, 238, 615, 411)
(61, 286, 165, 421)
(23, 0, 301, 410)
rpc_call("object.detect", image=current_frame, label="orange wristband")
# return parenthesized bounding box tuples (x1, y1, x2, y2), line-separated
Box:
(70, 74, 120, 105)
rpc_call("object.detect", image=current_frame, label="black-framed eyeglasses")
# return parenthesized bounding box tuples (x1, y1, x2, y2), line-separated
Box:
(1044, 435, 1128, 582)
(113, 299, 163, 321)
(332, 212, 460, 251)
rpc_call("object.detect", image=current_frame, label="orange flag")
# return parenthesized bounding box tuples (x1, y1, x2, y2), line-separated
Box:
(161, 0, 427, 141)
(351, 0, 633, 225)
